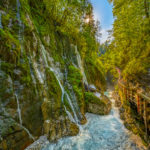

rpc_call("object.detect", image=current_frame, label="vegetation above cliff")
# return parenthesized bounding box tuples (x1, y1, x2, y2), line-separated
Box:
(100, 0, 150, 85)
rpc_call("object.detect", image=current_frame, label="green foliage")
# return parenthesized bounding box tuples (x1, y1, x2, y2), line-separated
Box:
(102, 0, 150, 83)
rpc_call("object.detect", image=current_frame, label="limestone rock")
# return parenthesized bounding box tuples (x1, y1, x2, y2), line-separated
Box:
(85, 92, 111, 115)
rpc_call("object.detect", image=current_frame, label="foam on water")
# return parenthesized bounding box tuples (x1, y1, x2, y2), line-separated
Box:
(42, 91, 146, 150)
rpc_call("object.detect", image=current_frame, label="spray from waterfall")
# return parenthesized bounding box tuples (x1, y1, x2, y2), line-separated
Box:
(15, 94, 22, 125)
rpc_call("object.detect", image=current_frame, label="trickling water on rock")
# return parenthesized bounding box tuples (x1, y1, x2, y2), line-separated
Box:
(40, 44, 81, 124)
(16, 0, 24, 49)
(75, 46, 88, 85)
(16, 123, 35, 141)
(40, 91, 146, 150)
(15, 94, 22, 125)
(64, 106, 76, 124)
(0, 12, 3, 29)
(50, 66, 80, 124)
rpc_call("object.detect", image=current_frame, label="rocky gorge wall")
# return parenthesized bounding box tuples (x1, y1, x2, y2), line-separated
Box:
(0, 0, 108, 149)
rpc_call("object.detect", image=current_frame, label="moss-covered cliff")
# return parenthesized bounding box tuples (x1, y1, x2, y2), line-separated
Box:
(0, 0, 107, 149)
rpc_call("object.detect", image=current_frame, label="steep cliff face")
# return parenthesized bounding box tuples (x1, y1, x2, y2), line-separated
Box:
(0, 0, 107, 149)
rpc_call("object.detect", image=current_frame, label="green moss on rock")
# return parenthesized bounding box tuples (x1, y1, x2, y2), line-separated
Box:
(42, 69, 62, 120)
(85, 92, 111, 115)
(68, 65, 85, 115)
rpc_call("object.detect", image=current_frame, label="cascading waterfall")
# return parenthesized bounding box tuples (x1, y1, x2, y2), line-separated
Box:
(16, 0, 24, 54)
(16, 123, 35, 141)
(0, 12, 3, 29)
(16, 0, 21, 20)
(16, 0, 22, 41)
(28, 57, 37, 84)
(64, 68, 82, 119)
(32, 61, 44, 84)
(14, 94, 35, 141)
(65, 91, 79, 123)
(75, 46, 88, 85)
(64, 106, 76, 123)
(15, 94, 22, 125)
(50, 67, 79, 124)
(40, 44, 80, 124)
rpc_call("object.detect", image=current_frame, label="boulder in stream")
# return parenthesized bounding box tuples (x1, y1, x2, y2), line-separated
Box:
(85, 92, 111, 115)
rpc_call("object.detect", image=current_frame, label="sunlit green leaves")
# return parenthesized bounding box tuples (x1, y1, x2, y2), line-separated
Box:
(103, 0, 150, 82)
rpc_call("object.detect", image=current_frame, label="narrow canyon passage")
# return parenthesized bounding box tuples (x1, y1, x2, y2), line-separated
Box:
(0, 0, 149, 149)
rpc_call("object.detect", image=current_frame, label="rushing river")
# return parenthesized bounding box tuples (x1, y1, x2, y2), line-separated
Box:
(26, 91, 146, 150)
(41, 91, 146, 150)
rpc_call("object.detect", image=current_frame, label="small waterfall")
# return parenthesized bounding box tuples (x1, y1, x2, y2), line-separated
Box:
(16, 0, 21, 20)
(15, 94, 35, 141)
(3, 96, 35, 141)
(0, 12, 3, 29)
(65, 92, 79, 123)
(50, 68, 64, 103)
(16, 123, 35, 141)
(16, 0, 24, 53)
(40, 44, 80, 124)
(32, 61, 44, 84)
(50, 68, 79, 124)
(16, 0, 22, 41)
(28, 57, 36, 84)
(64, 106, 76, 123)
(75, 46, 88, 85)
(15, 94, 22, 125)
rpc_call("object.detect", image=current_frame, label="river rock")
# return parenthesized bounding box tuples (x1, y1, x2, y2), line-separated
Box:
(44, 117, 79, 142)
(88, 84, 97, 92)
(85, 92, 111, 115)
(80, 115, 87, 125)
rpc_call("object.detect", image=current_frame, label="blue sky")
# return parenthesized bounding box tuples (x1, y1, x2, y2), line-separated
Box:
(90, 0, 114, 43)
